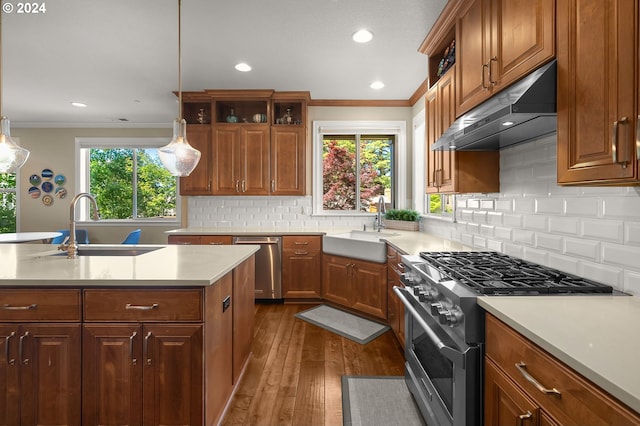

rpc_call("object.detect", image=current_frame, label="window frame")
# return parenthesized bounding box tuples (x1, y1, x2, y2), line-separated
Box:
(313, 120, 406, 216)
(75, 137, 181, 226)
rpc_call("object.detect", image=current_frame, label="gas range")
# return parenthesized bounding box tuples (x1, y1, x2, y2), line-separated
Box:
(394, 251, 615, 426)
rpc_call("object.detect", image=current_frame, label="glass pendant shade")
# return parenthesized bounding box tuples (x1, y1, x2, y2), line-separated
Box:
(159, 118, 201, 176)
(0, 116, 29, 173)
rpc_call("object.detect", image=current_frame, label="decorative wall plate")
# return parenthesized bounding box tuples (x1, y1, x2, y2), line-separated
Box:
(28, 186, 41, 198)
(42, 195, 54, 206)
(29, 174, 41, 185)
(41, 169, 54, 180)
(54, 174, 66, 185)
(55, 187, 67, 199)
(41, 181, 54, 193)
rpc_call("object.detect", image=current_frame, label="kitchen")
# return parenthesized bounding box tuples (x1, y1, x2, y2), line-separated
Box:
(1, 0, 640, 425)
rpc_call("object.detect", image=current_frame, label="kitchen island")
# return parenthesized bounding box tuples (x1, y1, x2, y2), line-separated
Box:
(0, 243, 258, 426)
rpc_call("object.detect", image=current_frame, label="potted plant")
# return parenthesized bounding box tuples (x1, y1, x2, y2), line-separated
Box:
(383, 209, 421, 231)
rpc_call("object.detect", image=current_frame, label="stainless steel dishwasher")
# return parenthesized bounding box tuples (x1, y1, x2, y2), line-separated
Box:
(233, 236, 282, 300)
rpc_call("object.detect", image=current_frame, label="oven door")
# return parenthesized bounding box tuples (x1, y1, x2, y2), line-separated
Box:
(394, 287, 482, 426)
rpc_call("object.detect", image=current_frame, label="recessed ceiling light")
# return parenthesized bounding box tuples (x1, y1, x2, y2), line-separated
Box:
(71, 102, 87, 108)
(352, 29, 373, 43)
(502, 121, 515, 126)
(235, 62, 252, 72)
(370, 81, 385, 90)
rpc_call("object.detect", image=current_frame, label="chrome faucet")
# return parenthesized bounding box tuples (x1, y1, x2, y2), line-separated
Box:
(58, 192, 100, 259)
(374, 195, 386, 232)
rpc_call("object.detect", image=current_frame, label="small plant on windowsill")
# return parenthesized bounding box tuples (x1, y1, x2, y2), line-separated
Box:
(383, 209, 421, 231)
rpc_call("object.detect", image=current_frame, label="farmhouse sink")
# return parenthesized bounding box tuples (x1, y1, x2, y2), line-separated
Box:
(322, 230, 399, 263)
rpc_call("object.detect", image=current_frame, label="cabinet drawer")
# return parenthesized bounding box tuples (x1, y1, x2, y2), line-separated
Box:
(84, 289, 202, 322)
(168, 235, 201, 245)
(201, 235, 232, 245)
(0, 289, 81, 321)
(283, 235, 321, 251)
(486, 314, 640, 425)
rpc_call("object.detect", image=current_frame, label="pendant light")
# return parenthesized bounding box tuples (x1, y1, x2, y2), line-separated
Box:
(0, 2, 30, 173)
(159, 0, 201, 176)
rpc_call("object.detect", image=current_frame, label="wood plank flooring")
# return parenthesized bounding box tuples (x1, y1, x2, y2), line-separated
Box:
(221, 303, 406, 426)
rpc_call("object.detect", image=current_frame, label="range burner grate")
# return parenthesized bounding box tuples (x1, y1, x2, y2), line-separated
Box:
(419, 251, 613, 295)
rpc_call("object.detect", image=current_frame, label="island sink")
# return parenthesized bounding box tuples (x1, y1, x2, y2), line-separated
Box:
(50, 245, 160, 257)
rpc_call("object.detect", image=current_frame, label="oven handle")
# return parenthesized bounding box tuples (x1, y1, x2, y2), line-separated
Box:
(393, 286, 465, 366)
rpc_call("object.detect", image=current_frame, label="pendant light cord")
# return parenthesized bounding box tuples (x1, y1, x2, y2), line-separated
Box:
(177, 0, 182, 120)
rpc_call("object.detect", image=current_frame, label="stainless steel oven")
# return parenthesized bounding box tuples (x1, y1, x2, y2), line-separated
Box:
(395, 251, 615, 426)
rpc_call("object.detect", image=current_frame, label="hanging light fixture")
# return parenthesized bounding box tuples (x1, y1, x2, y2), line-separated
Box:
(159, 0, 201, 176)
(0, 2, 30, 174)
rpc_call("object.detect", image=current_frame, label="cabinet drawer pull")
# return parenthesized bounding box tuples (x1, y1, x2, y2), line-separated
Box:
(294, 241, 309, 245)
(612, 117, 629, 167)
(241, 179, 246, 192)
(208, 241, 224, 245)
(481, 63, 489, 89)
(125, 303, 159, 311)
(489, 56, 498, 86)
(19, 331, 29, 365)
(515, 362, 561, 396)
(636, 115, 639, 159)
(294, 251, 308, 255)
(144, 331, 152, 366)
(518, 411, 533, 425)
(235, 180, 240, 192)
(271, 179, 275, 192)
(5, 331, 15, 365)
(130, 331, 137, 366)
(3, 303, 37, 310)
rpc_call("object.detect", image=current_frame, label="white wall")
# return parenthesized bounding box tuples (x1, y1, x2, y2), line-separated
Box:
(422, 134, 640, 296)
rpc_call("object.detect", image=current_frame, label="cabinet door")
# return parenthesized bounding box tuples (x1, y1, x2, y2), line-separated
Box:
(485, 358, 540, 426)
(241, 127, 270, 195)
(557, 0, 638, 184)
(270, 127, 306, 195)
(283, 250, 322, 299)
(213, 126, 243, 194)
(436, 68, 457, 193)
(179, 126, 212, 195)
(456, 0, 492, 115)
(425, 84, 440, 193)
(351, 260, 387, 320)
(322, 255, 352, 307)
(21, 324, 82, 426)
(492, 0, 555, 89)
(0, 325, 19, 426)
(83, 324, 142, 426)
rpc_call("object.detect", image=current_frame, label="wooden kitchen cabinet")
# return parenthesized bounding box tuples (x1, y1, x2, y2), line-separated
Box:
(179, 125, 213, 195)
(557, 0, 640, 185)
(82, 289, 204, 426)
(322, 254, 387, 320)
(485, 314, 640, 426)
(425, 66, 500, 194)
(212, 124, 270, 195)
(232, 255, 254, 384)
(0, 290, 82, 426)
(282, 235, 322, 299)
(455, 0, 555, 115)
(386, 245, 405, 348)
(270, 127, 306, 195)
(168, 235, 232, 245)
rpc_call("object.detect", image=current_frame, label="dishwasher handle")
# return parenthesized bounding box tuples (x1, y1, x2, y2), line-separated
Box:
(233, 237, 281, 245)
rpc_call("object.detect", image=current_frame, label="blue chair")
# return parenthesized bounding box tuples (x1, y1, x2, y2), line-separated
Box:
(51, 229, 89, 244)
(121, 229, 141, 244)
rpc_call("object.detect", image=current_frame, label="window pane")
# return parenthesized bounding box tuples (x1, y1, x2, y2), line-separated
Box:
(428, 194, 454, 214)
(360, 136, 392, 212)
(322, 136, 356, 211)
(90, 148, 134, 219)
(0, 173, 17, 232)
(136, 148, 177, 219)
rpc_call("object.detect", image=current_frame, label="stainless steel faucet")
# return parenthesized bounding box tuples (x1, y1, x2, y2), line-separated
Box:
(58, 192, 100, 259)
(374, 195, 386, 231)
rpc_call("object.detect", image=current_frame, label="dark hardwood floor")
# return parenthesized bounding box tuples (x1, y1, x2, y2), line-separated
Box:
(221, 303, 406, 426)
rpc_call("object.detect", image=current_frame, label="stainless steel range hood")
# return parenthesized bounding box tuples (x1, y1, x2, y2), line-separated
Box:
(432, 60, 556, 151)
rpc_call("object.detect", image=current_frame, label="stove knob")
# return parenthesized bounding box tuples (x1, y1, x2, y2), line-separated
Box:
(438, 308, 463, 327)
(430, 302, 444, 316)
(413, 286, 423, 296)
(419, 287, 439, 302)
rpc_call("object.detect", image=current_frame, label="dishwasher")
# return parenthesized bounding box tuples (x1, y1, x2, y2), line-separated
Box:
(233, 236, 282, 300)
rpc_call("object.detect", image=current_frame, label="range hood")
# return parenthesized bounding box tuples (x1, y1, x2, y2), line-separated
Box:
(432, 60, 557, 151)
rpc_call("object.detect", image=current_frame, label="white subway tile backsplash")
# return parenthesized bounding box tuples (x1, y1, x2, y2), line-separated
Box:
(579, 261, 623, 289)
(494, 226, 513, 241)
(602, 197, 640, 219)
(623, 271, 640, 295)
(564, 237, 599, 261)
(522, 247, 548, 265)
(548, 216, 579, 236)
(536, 233, 563, 252)
(601, 243, 640, 271)
(502, 213, 523, 228)
(535, 197, 563, 215)
(513, 198, 536, 213)
(523, 214, 547, 231)
(487, 211, 503, 225)
(624, 222, 640, 246)
(467, 199, 480, 209)
(547, 253, 579, 275)
(495, 199, 513, 212)
(513, 229, 535, 245)
(564, 197, 600, 217)
(486, 239, 503, 252)
(581, 219, 624, 243)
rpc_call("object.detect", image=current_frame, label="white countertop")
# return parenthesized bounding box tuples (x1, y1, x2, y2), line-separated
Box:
(478, 296, 640, 414)
(0, 244, 258, 287)
(0, 232, 62, 243)
(166, 227, 471, 255)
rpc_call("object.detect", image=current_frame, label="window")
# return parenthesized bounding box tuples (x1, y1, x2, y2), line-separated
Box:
(0, 173, 17, 232)
(313, 121, 406, 215)
(76, 138, 179, 223)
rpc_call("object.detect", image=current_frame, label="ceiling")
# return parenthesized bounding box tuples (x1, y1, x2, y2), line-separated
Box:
(1, 0, 446, 127)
